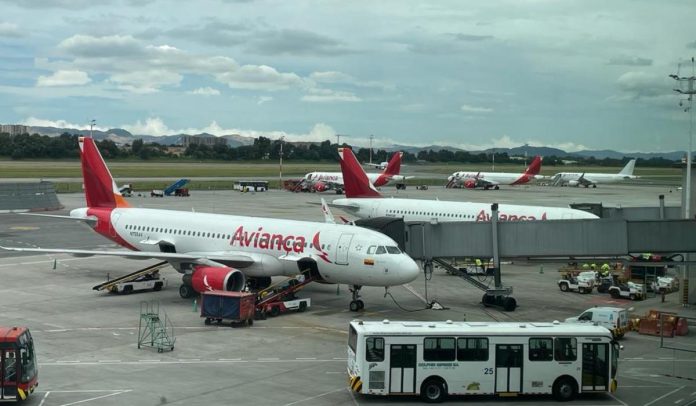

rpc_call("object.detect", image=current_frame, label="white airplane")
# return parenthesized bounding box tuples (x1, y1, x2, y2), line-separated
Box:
(0, 137, 421, 312)
(551, 159, 638, 188)
(296, 151, 412, 192)
(446, 156, 543, 190)
(331, 147, 599, 222)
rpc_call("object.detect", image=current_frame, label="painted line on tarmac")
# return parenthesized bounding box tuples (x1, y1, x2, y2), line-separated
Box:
(283, 387, 345, 406)
(40, 358, 345, 366)
(644, 386, 687, 406)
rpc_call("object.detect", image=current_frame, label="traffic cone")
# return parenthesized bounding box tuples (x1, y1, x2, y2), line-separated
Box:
(539, 266, 544, 274)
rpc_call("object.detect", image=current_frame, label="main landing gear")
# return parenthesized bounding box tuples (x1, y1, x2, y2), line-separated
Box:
(349, 285, 364, 312)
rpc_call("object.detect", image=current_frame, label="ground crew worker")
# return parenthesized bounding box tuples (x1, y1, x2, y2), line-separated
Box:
(590, 263, 597, 270)
(600, 263, 610, 277)
(475, 258, 484, 273)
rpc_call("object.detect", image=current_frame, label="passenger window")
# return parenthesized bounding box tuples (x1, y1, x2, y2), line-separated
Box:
(367, 246, 376, 254)
(376, 246, 386, 255)
(529, 337, 553, 361)
(424, 337, 455, 361)
(554, 337, 577, 361)
(457, 337, 488, 361)
(365, 337, 384, 362)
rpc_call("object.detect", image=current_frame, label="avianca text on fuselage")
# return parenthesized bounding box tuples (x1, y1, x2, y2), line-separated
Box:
(475, 209, 547, 221)
(230, 225, 306, 253)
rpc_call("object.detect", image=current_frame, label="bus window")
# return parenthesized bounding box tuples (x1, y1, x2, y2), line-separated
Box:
(3, 350, 17, 382)
(365, 337, 384, 362)
(424, 337, 455, 361)
(554, 337, 577, 361)
(457, 337, 489, 361)
(348, 325, 357, 352)
(529, 337, 553, 361)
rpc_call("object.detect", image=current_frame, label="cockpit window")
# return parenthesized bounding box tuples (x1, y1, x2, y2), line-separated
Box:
(376, 246, 386, 254)
(386, 246, 401, 254)
(367, 246, 376, 254)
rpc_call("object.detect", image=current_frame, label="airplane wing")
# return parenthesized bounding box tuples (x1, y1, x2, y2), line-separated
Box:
(20, 213, 98, 224)
(324, 201, 361, 212)
(320, 198, 336, 224)
(0, 245, 257, 268)
(576, 174, 594, 187)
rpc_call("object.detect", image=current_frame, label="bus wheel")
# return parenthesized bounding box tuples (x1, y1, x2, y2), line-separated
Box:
(420, 378, 447, 403)
(552, 377, 577, 401)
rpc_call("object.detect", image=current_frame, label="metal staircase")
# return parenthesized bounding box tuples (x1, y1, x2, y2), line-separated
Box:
(432, 258, 490, 291)
(138, 301, 175, 353)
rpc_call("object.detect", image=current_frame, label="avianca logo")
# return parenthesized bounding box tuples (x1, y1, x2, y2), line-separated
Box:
(475, 209, 547, 222)
(313, 232, 332, 263)
(230, 226, 306, 253)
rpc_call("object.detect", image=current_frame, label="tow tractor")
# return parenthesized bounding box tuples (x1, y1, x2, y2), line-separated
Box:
(558, 274, 594, 293)
(608, 281, 644, 300)
(255, 273, 313, 318)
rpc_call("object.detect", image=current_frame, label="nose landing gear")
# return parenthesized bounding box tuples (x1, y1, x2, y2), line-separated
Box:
(349, 285, 364, 312)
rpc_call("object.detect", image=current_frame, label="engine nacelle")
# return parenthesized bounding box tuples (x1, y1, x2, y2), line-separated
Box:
(314, 181, 328, 192)
(463, 179, 477, 189)
(186, 266, 246, 293)
(568, 180, 579, 187)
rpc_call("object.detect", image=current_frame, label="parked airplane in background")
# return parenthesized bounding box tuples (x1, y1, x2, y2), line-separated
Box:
(0, 138, 421, 312)
(446, 156, 543, 189)
(550, 159, 638, 188)
(295, 151, 412, 193)
(331, 148, 598, 222)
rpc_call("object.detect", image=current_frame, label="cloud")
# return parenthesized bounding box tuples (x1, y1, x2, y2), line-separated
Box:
(21, 116, 107, 131)
(461, 104, 493, 113)
(614, 71, 668, 100)
(257, 96, 273, 105)
(607, 56, 652, 66)
(108, 69, 182, 93)
(188, 87, 221, 96)
(448, 33, 494, 41)
(308, 71, 392, 90)
(249, 29, 355, 56)
(687, 40, 696, 49)
(216, 65, 302, 91)
(36, 70, 91, 87)
(0, 22, 22, 38)
(145, 20, 250, 47)
(58, 34, 144, 57)
(0, 0, 151, 8)
(301, 88, 361, 103)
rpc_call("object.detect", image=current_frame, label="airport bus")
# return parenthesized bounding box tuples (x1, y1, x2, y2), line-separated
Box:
(0, 326, 38, 401)
(347, 320, 619, 403)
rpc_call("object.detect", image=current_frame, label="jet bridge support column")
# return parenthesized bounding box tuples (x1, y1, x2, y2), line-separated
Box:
(482, 203, 516, 311)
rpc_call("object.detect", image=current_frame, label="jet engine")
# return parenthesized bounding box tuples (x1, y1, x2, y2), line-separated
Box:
(463, 178, 478, 189)
(567, 180, 579, 187)
(313, 181, 328, 192)
(185, 266, 246, 293)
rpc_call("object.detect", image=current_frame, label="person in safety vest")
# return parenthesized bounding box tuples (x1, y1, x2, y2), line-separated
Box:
(600, 263, 611, 277)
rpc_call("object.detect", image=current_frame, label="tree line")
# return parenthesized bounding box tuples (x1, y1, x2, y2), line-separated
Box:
(0, 132, 678, 167)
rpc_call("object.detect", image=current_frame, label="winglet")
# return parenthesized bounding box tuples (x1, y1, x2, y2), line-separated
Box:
(338, 147, 383, 198)
(320, 198, 335, 224)
(79, 137, 130, 208)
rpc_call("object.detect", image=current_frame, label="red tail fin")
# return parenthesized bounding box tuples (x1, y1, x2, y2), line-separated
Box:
(523, 156, 542, 176)
(338, 147, 382, 198)
(382, 151, 402, 176)
(79, 137, 130, 208)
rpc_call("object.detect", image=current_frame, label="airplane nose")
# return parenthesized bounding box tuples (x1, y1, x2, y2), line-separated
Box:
(399, 256, 421, 283)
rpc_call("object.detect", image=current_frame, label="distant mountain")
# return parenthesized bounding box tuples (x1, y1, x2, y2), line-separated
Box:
(484, 145, 568, 157)
(569, 149, 684, 161)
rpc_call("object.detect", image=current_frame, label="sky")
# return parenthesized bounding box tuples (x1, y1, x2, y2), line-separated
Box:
(0, 0, 695, 152)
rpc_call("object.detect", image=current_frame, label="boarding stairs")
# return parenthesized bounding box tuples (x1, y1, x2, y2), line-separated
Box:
(164, 178, 190, 196)
(137, 301, 175, 353)
(92, 261, 169, 292)
(255, 271, 314, 309)
(432, 258, 490, 292)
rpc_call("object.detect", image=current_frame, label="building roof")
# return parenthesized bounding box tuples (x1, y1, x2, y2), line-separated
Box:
(350, 320, 612, 337)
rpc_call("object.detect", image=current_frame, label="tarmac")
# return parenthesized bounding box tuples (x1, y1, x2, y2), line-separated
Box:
(1, 183, 695, 405)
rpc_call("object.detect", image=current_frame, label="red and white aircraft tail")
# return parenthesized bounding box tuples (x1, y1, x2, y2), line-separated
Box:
(511, 155, 543, 185)
(372, 151, 405, 187)
(338, 147, 383, 198)
(79, 137, 131, 209)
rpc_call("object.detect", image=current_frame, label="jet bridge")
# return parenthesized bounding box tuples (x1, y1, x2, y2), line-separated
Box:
(357, 206, 696, 311)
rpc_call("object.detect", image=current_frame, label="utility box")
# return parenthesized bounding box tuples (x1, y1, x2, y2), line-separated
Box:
(200, 291, 256, 326)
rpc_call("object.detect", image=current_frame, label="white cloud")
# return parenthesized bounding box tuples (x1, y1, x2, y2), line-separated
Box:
(460, 104, 493, 113)
(120, 117, 172, 136)
(257, 96, 273, 105)
(20, 116, 107, 131)
(301, 88, 361, 103)
(36, 70, 91, 87)
(216, 64, 302, 91)
(108, 70, 182, 93)
(0, 22, 22, 38)
(188, 87, 221, 96)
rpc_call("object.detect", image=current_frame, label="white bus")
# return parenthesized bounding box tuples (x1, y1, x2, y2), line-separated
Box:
(348, 320, 619, 403)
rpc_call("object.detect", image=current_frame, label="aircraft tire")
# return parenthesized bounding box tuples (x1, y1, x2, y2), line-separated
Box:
(357, 300, 364, 310)
(349, 301, 360, 312)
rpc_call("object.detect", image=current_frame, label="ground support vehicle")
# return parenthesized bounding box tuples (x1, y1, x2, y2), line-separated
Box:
(348, 320, 619, 403)
(608, 282, 644, 300)
(565, 307, 629, 339)
(174, 188, 189, 197)
(255, 273, 314, 317)
(200, 291, 256, 327)
(0, 326, 38, 402)
(150, 189, 164, 197)
(558, 275, 594, 293)
(109, 273, 166, 294)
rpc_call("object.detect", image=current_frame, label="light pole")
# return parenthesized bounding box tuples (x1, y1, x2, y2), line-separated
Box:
(279, 136, 284, 190)
(369, 134, 374, 164)
(90, 119, 96, 138)
(670, 57, 695, 219)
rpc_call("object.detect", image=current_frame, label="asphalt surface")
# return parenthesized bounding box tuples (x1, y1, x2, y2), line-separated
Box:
(0, 185, 694, 406)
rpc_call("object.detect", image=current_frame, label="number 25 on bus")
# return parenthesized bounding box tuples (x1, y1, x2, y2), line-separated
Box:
(1, 327, 38, 402)
(348, 320, 620, 403)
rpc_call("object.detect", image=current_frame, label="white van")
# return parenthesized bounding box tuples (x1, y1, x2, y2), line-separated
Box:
(565, 306, 629, 339)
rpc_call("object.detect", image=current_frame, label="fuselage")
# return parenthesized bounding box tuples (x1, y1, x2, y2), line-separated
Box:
(554, 172, 637, 185)
(73, 207, 420, 287)
(332, 198, 598, 222)
(448, 171, 538, 186)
